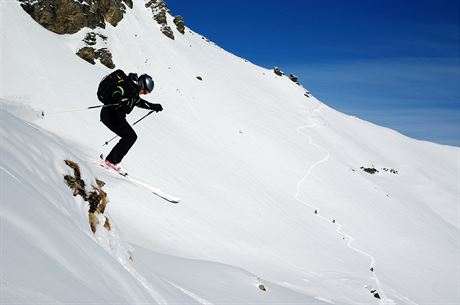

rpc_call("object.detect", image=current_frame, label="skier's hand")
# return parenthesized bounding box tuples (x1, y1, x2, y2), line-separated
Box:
(151, 103, 163, 112)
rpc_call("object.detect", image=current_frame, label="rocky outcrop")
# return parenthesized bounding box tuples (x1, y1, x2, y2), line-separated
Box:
(173, 15, 185, 34)
(76, 47, 97, 64)
(273, 67, 284, 76)
(95, 48, 115, 69)
(76, 32, 115, 69)
(360, 166, 399, 175)
(360, 166, 379, 174)
(145, 0, 186, 39)
(289, 74, 299, 85)
(19, 0, 133, 34)
(161, 24, 175, 40)
(63, 160, 111, 234)
(18, 0, 185, 67)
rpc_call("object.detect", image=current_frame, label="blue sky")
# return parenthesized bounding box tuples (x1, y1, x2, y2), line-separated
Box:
(167, 0, 460, 146)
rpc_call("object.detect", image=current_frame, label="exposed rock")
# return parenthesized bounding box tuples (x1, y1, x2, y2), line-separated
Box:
(154, 9, 168, 24)
(173, 15, 185, 34)
(63, 160, 86, 198)
(103, 216, 112, 230)
(123, 0, 133, 9)
(83, 32, 108, 46)
(104, 2, 125, 26)
(289, 73, 299, 84)
(83, 32, 97, 46)
(145, 0, 185, 40)
(145, 0, 169, 13)
(382, 168, 399, 174)
(95, 48, 115, 69)
(63, 160, 110, 234)
(360, 166, 379, 174)
(258, 284, 266, 291)
(76, 46, 115, 69)
(370, 289, 381, 299)
(161, 25, 175, 40)
(273, 67, 284, 76)
(18, 0, 132, 34)
(76, 47, 97, 65)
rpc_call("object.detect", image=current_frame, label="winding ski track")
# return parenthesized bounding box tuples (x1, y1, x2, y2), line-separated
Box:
(294, 103, 396, 305)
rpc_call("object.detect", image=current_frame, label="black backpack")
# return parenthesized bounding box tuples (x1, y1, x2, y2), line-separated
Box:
(97, 69, 129, 104)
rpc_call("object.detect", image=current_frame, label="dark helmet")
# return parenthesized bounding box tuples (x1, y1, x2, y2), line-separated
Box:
(138, 74, 154, 93)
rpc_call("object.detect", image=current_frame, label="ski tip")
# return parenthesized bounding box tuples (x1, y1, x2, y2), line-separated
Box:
(164, 196, 181, 204)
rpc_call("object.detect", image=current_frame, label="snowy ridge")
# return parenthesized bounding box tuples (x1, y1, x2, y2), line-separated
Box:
(1, 1, 459, 304)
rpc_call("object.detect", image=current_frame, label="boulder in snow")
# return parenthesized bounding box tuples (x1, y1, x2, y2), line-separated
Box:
(274, 67, 284, 76)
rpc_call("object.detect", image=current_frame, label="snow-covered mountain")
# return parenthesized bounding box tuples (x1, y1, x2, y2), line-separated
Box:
(1, 1, 459, 305)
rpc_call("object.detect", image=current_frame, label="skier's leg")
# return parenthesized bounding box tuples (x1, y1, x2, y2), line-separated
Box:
(101, 109, 137, 164)
(107, 119, 137, 164)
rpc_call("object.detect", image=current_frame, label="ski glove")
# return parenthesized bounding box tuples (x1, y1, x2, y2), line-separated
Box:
(150, 103, 163, 112)
(136, 99, 162, 112)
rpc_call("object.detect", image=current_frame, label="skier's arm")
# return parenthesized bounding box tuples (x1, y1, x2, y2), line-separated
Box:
(136, 98, 163, 112)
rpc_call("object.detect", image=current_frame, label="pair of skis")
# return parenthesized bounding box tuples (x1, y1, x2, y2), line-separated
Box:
(98, 156, 181, 204)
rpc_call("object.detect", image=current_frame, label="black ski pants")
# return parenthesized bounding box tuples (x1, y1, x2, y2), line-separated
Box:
(101, 107, 137, 164)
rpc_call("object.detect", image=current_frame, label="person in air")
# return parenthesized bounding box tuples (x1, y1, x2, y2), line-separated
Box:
(97, 69, 163, 173)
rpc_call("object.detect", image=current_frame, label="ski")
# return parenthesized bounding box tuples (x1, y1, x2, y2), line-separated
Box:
(97, 156, 181, 203)
(124, 176, 181, 204)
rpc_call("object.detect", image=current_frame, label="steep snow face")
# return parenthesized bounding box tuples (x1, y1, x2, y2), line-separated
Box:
(1, 1, 459, 305)
(0, 110, 156, 304)
(0, 107, 322, 305)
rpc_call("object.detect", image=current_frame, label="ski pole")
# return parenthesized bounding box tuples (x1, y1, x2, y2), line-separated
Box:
(132, 110, 155, 126)
(88, 104, 120, 109)
(103, 110, 155, 146)
(42, 103, 120, 117)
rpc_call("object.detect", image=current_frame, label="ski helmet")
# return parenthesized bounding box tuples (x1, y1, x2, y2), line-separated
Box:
(138, 74, 154, 93)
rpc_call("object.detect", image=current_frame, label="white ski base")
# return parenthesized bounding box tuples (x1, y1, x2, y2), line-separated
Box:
(126, 176, 181, 204)
(97, 159, 181, 203)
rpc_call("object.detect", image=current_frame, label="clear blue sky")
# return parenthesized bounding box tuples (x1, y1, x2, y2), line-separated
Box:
(167, 0, 460, 146)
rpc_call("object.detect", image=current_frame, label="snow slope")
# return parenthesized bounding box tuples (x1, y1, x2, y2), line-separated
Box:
(1, 1, 459, 304)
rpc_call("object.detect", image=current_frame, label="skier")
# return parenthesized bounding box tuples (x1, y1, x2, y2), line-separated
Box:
(97, 69, 163, 173)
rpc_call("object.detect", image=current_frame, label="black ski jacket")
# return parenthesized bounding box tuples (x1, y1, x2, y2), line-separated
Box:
(109, 77, 157, 115)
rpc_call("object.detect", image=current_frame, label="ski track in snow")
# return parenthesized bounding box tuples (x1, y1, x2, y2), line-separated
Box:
(294, 104, 398, 305)
(0, 166, 23, 184)
(165, 280, 215, 305)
